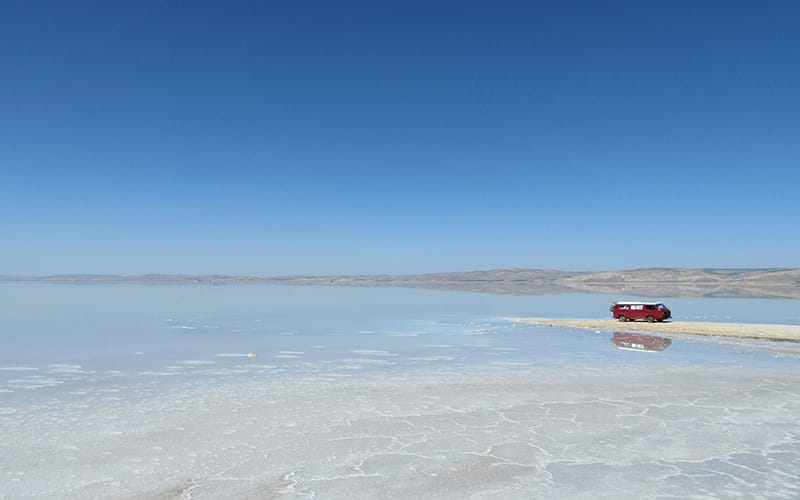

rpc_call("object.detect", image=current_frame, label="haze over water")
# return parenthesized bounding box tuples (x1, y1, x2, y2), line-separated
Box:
(2, 284, 800, 389)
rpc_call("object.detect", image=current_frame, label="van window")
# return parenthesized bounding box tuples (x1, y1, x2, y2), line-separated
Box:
(646, 305, 656, 310)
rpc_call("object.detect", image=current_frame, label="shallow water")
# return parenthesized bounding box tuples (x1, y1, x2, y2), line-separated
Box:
(1, 284, 799, 498)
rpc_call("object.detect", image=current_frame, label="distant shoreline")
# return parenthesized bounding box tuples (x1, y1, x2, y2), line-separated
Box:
(1, 267, 799, 299)
(507, 318, 800, 342)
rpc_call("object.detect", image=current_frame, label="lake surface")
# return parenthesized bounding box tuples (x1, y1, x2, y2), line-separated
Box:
(1, 284, 799, 498)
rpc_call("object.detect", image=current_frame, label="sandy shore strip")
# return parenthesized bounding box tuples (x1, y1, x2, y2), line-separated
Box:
(505, 317, 800, 341)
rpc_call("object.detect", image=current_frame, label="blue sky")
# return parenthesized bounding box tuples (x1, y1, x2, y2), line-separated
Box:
(2, 1, 798, 275)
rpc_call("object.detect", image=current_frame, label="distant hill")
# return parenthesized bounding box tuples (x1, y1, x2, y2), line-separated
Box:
(265, 267, 800, 299)
(558, 267, 800, 299)
(3, 268, 799, 299)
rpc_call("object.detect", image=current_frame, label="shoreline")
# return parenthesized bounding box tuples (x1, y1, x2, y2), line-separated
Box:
(506, 318, 800, 342)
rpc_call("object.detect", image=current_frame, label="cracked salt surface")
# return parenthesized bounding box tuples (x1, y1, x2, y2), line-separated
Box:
(1, 284, 799, 498)
(2, 367, 798, 499)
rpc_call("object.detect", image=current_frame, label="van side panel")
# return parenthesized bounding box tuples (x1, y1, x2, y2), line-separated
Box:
(611, 302, 671, 321)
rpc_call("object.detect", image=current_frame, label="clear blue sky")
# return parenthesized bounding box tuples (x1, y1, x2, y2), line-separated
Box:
(2, 1, 798, 275)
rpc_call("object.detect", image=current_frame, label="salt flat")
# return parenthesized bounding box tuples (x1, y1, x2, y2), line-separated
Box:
(1, 365, 798, 499)
(2, 284, 799, 498)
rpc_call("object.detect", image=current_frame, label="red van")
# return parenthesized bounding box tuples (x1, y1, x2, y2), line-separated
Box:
(610, 301, 671, 322)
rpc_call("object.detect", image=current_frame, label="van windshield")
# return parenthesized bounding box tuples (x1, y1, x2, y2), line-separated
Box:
(657, 304, 667, 310)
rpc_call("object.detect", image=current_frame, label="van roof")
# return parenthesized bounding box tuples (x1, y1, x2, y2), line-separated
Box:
(613, 301, 663, 305)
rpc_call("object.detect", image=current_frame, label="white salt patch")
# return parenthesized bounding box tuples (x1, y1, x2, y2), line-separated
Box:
(339, 358, 396, 365)
(47, 366, 89, 374)
(468, 329, 493, 335)
(216, 353, 251, 358)
(0, 366, 39, 371)
(279, 332, 296, 336)
(491, 347, 519, 351)
(388, 332, 419, 337)
(172, 326, 198, 330)
(279, 351, 304, 355)
(7, 377, 64, 389)
(275, 355, 301, 359)
(179, 360, 216, 365)
(409, 356, 456, 361)
(351, 350, 399, 357)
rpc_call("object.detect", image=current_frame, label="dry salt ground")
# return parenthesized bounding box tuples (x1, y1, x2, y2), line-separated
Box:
(1, 366, 799, 499)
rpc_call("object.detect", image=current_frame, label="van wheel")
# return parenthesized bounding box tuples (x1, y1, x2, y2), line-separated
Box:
(618, 315, 627, 322)
(646, 316, 655, 323)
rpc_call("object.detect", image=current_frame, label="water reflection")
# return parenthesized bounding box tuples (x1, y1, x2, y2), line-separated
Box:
(613, 332, 672, 352)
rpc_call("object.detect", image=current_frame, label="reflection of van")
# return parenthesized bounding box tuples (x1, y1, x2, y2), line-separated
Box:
(613, 332, 672, 351)
(610, 301, 671, 322)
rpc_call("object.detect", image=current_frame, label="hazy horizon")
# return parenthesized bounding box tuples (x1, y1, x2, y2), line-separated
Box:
(3, 264, 800, 278)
